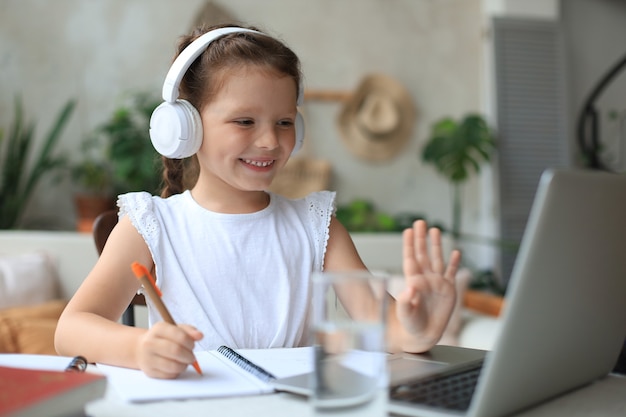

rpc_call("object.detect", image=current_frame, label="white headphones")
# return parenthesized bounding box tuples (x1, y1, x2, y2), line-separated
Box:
(149, 27, 305, 159)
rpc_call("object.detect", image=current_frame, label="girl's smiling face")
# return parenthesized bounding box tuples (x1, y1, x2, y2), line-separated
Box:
(195, 65, 299, 196)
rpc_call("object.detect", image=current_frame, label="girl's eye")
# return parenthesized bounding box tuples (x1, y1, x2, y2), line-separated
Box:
(278, 120, 294, 127)
(235, 119, 254, 126)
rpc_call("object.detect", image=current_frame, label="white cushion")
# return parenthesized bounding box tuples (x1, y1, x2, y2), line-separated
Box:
(0, 252, 60, 309)
(458, 311, 502, 351)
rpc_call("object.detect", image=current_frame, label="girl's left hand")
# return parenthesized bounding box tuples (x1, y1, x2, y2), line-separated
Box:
(395, 220, 461, 351)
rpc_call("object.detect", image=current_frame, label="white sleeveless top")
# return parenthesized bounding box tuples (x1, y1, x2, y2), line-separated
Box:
(118, 190, 335, 350)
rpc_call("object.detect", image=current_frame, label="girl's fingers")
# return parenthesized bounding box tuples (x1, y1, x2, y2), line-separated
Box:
(429, 227, 444, 274)
(414, 220, 432, 272)
(405, 220, 460, 279)
(403, 227, 421, 276)
(180, 324, 204, 342)
(444, 249, 462, 281)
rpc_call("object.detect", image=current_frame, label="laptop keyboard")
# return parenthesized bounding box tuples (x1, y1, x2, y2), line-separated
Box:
(389, 362, 483, 411)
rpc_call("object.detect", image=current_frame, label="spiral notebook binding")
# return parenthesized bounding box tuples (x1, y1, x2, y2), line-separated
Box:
(217, 345, 276, 383)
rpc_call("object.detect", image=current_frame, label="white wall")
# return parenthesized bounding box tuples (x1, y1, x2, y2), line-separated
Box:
(482, 0, 559, 19)
(0, 0, 487, 238)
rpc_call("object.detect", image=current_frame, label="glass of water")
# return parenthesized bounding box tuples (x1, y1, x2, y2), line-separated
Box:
(310, 270, 389, 414)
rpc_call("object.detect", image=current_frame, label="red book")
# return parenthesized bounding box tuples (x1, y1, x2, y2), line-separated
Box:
(0, 365, 106, 417)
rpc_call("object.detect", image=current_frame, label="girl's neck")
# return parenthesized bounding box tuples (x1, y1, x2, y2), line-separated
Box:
(190, 181, 270, 214)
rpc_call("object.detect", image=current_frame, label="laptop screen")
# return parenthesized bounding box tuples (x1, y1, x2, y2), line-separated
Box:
(614, 338, 626, 374)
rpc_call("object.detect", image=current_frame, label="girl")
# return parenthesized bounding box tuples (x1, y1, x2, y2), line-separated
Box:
(55, 24, 461, 379)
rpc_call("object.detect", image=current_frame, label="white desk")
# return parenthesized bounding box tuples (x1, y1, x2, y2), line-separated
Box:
(2, 353, 623, 416)
(86, 373, 626, 417)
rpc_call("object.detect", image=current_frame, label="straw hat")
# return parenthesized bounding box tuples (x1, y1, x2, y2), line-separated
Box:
(338, 74, 416, 162)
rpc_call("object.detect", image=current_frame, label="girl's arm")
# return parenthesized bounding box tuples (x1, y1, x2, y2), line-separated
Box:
(323, 217, 460, 353)
(54, 216, 202, 378)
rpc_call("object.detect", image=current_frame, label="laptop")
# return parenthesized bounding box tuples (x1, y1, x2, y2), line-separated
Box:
(273, 169, 626, 417)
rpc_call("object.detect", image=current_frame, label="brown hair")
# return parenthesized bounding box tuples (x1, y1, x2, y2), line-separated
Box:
(160, 24, 302, 198)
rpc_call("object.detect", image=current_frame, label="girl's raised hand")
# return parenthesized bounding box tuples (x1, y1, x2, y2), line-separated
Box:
(395, 220, 461, 352)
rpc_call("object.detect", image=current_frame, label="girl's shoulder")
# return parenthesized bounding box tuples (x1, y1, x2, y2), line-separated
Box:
(116, 192, 162, 241)
(117, 191, 187, 212)
(117, 191, 154, 214)
(116, 191, 189, 246)
(306, 190, 336, 214)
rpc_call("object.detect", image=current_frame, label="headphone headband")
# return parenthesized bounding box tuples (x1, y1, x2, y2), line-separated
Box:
(162, 27, 260, 102)
(151, 26, 305, 159)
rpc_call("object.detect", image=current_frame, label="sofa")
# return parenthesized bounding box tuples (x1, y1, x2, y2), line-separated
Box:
(0, 231, 500, 355)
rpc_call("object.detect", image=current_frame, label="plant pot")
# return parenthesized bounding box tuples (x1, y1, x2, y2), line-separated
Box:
(73, 194, 116, 233)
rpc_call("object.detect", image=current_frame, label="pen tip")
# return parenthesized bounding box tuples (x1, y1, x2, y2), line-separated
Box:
(193, 361, 203, 375)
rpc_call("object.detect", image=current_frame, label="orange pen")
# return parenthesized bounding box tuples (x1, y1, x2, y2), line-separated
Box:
(131, 261, 203, 376)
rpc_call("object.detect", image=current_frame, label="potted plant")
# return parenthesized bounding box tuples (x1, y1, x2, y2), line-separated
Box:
(101, 91, 162, 196)
(421, 114, 509, 301)
(0, 96, 76, 229)
(421, 113, 496, 242)
(70, 91, 162, 231)
(335, 199, 399, 232)
(70, 134, 116, 232)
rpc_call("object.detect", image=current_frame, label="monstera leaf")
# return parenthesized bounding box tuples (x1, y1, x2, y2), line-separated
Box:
(421, 114, 496, 240)
(422, 114, 495, 184)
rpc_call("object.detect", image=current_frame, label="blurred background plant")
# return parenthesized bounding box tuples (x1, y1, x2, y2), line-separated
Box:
(0, 96, 76, 229)
(421, 113, 515, 294)
(71, 133, 115, 196)
(335, 199, 432, 233)
(70, 91, 162, 197)
(421, 113, 497, 242)
(70, 132, 116, 232)
(336, 199, 399, 232)
(103, 91, 162, 195)
(68, 91, 162, 231)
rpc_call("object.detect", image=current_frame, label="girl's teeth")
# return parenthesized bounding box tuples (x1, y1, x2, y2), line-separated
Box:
(244, 159, 273, 167)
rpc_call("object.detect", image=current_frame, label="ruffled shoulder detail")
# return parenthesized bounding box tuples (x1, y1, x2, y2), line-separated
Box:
(117, 192, 160, 247)
(305, 191, 336, 271)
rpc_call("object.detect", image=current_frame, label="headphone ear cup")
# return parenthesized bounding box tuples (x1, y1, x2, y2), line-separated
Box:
(149, 99, 203, 159)
(291, 110, 305, 156)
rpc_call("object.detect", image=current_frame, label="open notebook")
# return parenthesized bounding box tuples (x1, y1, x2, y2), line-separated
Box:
(97, 346, 313, 402)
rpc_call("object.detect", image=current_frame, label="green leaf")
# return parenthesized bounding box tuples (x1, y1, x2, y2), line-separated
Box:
(94, 92, 161, 195)
(420, 113, 496, 238)
(422, 113, 495, 184)
(0, 96, 75, 228)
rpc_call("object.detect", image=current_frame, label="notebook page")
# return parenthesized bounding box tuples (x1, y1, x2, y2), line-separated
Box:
(0, 354, 77, 371)
(97, 350, 274, 402)
(234, 347, 314, 379)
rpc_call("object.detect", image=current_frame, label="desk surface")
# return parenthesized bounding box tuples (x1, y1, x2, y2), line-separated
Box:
(87, 373, 626, 417)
